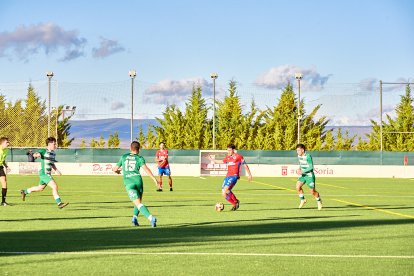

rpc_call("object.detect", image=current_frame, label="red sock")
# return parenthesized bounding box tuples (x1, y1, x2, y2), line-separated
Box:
(226, 192, 236, 206)
(230, 192, 238, 203)
(159, 180, 163, 189)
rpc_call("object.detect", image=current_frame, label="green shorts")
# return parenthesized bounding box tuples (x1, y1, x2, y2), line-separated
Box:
(298, 174, 316, 189)
(124, 179, 144, 201)
(39, 174, 54, 185)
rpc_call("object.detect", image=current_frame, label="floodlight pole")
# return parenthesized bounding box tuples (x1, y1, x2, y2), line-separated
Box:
(46, 71, 54, 137)
(295, 73, 303, 144)
(380, 80, 383, 153)
(129, 70, 137, 143)
(211, 73, 218, 149)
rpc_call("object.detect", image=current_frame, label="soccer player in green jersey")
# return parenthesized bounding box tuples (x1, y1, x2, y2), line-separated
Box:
(0, 137, 11, 206)
(296, 144, 322, 210)
(20, 137, 69, 209)
(112, 141, 159, 227)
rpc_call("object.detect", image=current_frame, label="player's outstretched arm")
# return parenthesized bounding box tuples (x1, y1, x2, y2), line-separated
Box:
(112, 165, 121, 174)
(33, 152, 41, 159)
(244, 163, 252, 182)
(142, 164, 160, 187)
(51, 164, 62, 175)
(4, 162, 10, 173)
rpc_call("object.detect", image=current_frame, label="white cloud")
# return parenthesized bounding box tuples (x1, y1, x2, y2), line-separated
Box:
(59, 49, 85, 62)
(144, 77, 214, 104)
(330, 105, 396, 126)
(255, 65, 332, 91)
(0, 22, 87, 62)
(92, 37, 125, 58)
(359, 77, 412, 92)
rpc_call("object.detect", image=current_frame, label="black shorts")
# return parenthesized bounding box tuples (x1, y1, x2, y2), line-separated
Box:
(0, 166, 5, 177)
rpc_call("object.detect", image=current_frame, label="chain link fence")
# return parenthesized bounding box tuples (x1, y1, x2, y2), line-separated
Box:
(1, 78, 409, 148)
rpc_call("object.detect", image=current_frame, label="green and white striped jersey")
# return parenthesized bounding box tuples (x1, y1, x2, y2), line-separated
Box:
(298, 152, 314, 176)
(37, 149, 57, 175)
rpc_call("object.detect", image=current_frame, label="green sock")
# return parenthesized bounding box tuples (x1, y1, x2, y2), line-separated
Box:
(55, 197, 62, 204)
(133, 206, 140, 216)
(137, 204, 151, 219)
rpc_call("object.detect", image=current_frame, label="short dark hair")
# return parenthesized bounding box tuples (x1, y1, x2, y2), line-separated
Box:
(46, 137, 56, 145)
(296, 144, 306, 150)
(227, 143, 236, 150)
(0, 137, 9, 144)
(131, 141, 141, 151)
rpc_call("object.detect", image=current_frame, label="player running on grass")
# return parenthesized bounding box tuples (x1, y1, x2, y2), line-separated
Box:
(0, 137, 11, 206)
(113, 141, 159, 227)
(296, 143, 322, 210)
(20, 137, 69, 209)
(155, 142, 173, 192)
(208, 143, 252, 211)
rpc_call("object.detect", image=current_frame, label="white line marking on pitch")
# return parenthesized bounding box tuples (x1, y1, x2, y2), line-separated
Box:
(0, 251, 413, 259)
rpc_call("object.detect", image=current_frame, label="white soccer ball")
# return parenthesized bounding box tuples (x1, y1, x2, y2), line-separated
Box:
(215, 202, 224, 212)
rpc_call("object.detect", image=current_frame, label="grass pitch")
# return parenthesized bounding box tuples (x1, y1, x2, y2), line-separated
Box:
(1, 175, 413, 275)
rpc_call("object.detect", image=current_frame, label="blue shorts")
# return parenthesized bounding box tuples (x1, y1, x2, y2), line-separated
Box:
(158, 167, 171, 176)
(222, 176, 239, 190)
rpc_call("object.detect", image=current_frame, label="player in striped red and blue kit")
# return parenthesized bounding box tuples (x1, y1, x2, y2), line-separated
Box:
(208, 144, 252, 211)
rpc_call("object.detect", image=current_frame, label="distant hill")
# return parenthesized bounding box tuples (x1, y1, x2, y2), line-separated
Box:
(68, 118, 372, 148)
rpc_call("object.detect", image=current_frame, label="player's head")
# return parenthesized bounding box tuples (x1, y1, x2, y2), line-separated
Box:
(296, 143, 306, 156)
(160, 142, 166, 149)
(0, 137, 9, 148)
(130, 141, 141, 153)
(46, 137, 57, 149)
(227, 143, 236, 155)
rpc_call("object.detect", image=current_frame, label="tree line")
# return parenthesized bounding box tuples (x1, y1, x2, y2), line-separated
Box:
(0, 84, 120, 148)
(138, 81, 414, 151)
(1, 82, 413, 151)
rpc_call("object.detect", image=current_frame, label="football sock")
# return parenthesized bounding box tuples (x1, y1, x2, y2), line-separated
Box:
(229, 192, 238, 203)
(316, 197, 321, 201)
(299, 194, 305, 200)
(169, 179, 173, 188)
(159, 180, 163, 189)
(137, 203, 151, 219)
(1, 188, 7, 202)
(133, 206, 140, 216)
(225, 192, 236, 206)
(24, 189, 32, 194)
(54, 195, 62, 204)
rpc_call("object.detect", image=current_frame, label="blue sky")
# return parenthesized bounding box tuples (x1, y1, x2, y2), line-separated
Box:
(0, 0, 413, 125)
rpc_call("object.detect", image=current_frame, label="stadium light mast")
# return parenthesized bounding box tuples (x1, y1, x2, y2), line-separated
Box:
(210, 73, 218, 149)
(295, 73, 303, 144)
(129, 70, 137, 143)
(380, 80, 383, 154)
(46, 71, 54, 137)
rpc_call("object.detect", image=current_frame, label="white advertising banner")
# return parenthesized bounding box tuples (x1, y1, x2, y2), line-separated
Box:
(5, 162, 414, 178)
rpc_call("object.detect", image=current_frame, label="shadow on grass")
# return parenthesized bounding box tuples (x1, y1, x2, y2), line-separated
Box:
(0, 216, 125, 222)
(1, 217, 412, 255)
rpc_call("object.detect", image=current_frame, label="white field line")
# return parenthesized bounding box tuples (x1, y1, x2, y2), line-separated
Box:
(0, 251, 413, 259)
